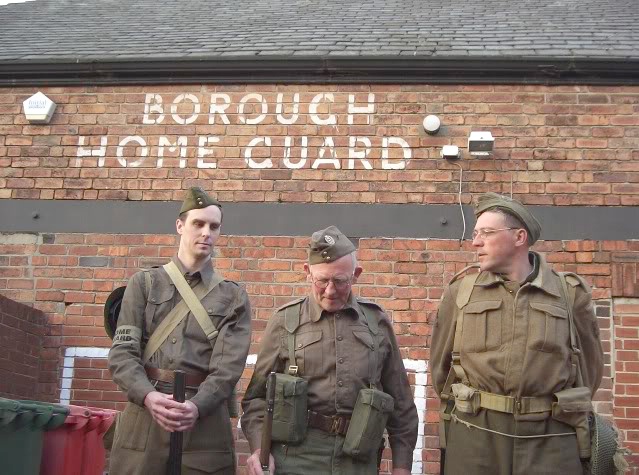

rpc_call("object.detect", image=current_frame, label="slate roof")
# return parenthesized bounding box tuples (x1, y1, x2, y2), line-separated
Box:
(1, 0, 638, 61)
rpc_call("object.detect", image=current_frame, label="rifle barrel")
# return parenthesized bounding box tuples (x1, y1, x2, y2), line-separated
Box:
(259, 372, 277, 474)
(167, 370, 186, 475)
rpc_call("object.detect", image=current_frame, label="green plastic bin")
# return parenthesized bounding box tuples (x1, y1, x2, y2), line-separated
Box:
(0, 398, 68, 475)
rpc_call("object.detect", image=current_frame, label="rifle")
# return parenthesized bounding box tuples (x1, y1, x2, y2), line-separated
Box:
(260, 372, 277, 475)
(167, 370, 186, 475)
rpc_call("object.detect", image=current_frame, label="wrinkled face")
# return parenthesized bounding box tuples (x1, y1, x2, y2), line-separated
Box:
(305, 254, 363, 313)
(472, 211, 523, 274)
(176, 206, 222, 260)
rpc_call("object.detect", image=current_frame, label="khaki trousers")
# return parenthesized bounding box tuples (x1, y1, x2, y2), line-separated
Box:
(272, 428, 378, 475)
(444, 409, 583, 475)
(109, 401, 235, 475)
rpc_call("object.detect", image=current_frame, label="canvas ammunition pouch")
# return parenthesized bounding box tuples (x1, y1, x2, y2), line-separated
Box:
(343, 388, 394, 460)
(276, 299, 390, 456)
(271, 373, 308, 444)
(451, 383, 480, 415)
(551, 386, 592, 458)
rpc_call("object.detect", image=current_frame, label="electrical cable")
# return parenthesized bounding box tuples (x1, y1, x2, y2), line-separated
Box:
(451, 161, 466, 244)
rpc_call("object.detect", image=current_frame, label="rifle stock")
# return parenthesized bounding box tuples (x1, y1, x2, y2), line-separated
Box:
(168, 370, 186, 475)
(260, 372, 277, 475)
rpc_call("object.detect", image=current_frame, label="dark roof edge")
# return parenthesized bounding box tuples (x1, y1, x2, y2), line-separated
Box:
(1, 56, 639, 86)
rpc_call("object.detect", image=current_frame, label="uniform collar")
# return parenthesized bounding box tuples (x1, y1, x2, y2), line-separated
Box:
(475, 252, 561, 298)
(171, 255, 215, 288)
(307, 292, 362, 323)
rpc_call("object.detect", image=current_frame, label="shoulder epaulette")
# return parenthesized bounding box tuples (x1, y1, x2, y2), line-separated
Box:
(275, 297, 306, 314)
(449, 264, 481, 285)
(356, 297, 384, 311)
(561, 271, 589, 289)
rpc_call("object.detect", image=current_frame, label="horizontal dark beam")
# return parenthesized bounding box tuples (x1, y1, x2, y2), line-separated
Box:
(1, 57, 638, 86)
(0, 200, 637, 241)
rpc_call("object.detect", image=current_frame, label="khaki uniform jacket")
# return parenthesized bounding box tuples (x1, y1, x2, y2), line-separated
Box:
(108, 256, 251, 474)
(241, 294, 418, 470)
(430, 252, 604, 474)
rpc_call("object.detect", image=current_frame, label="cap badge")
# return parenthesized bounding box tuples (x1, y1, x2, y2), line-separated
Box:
(324, 235, 335, 245)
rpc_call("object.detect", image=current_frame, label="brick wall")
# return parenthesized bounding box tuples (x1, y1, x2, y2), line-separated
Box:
(0, 293, 47, 399)
(0, 85, 638, 205)
(1, 233, 637, 472)
(1, 82, 638, 473)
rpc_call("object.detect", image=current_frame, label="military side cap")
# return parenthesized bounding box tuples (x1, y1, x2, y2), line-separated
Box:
(309, 225, 356, 265)
(179, 187, 222, 215)
(475, 192, 542, 245)
(104, 286, 126, 339)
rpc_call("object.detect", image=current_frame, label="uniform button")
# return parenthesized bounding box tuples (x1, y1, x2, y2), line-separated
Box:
(338, 381, 343, 387)
(337, 335, 343, 341)
(336, 402, 340, 408)
(207, 308, 213, 313)
(297, 343, 302, 349)
(335, 313, 340, 319)
(171, 338, 177, 344)
(150, 298, 156, 303)
(338, 358, 344, 364)
(169, 357, 174, 363)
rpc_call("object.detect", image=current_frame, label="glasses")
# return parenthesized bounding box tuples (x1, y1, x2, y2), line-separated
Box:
(471, 227, 519, 240)
(312, 275, 354, 290)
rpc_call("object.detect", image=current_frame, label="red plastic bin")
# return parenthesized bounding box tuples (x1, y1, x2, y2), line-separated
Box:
(40, 405, 117, 475)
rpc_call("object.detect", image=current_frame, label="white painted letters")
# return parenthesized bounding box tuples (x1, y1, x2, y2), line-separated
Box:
(76, 136, 108, 167)
(116, 136, 148, 168)
(309, 93, 337, 125)
(197, 137, 220, 169)
(244, 137, 273, 168)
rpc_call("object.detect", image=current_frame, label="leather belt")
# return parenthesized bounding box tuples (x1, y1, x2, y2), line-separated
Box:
(306, 410, 351, 436)
(145, 366, 207, 388)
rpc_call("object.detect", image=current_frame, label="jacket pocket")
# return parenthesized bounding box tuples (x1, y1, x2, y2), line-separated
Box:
(352, 330, 376, 383)
(294, 330, 323, 376)
(462, 300, 503, 352)
(145, 284, 174, 333)
(119, 403, 152, 451)
(529, 302, 569, 353)
(182, 450, 234, 474)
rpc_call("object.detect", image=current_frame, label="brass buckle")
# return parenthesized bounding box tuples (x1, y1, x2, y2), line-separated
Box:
(515, 397, 522, 414)
(288, 365, 299, 376)
(330, 416, 347, 435)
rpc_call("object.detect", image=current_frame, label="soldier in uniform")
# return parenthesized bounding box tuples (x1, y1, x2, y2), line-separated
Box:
(431, 193, 604, 475)
(107, 187, 252, 474)
(241, 225, 418, 475)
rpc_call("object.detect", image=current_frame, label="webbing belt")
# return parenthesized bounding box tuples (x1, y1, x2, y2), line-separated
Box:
(478, 391, 553, 415)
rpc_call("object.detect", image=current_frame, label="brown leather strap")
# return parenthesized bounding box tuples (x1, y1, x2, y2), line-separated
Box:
(145, 366, 207, 388)
(306, 410, 351, 436)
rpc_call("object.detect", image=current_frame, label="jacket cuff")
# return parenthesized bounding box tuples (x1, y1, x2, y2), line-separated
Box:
(129, 379, 156, 407)
(189, 394, 221, 419)
(246, 431, 262, 454)
(390, 444, 414, 470)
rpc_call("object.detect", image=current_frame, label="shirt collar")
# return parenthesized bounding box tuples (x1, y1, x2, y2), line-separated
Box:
(171, 255, 215, 288)
(307, 292, 362, 323)
(475, 252, 561, 297)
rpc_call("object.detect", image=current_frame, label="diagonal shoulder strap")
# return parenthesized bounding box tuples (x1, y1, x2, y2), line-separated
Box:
(558, 272, 583, 387)
(285, 302, 302, 375)
(142, 263, 223, 363)
(164, 261, 223, 341)
(359, 304, 380, 389)
(143, 298, 192, 364)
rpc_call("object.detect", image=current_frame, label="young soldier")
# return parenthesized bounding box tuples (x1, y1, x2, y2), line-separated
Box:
(242, 225, 418, 475)
(431, 193, 604, 474)
(107, 187, 251, 474)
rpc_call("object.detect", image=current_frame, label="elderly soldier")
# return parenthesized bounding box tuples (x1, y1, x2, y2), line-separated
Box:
(431, 193, 604, 475)
(107, 187, 251, 474)
(242, 225, 418, 475)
